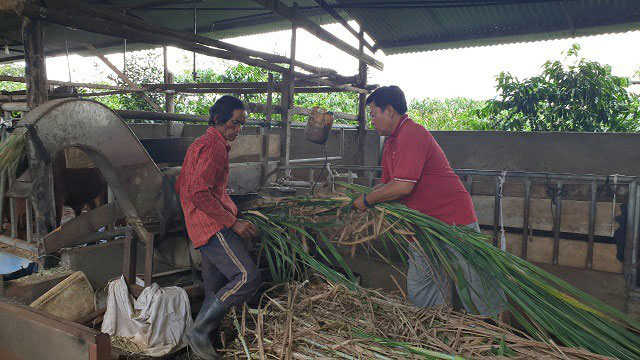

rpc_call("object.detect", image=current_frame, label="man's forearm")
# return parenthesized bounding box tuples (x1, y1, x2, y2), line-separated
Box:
(365, 180, 414, 205)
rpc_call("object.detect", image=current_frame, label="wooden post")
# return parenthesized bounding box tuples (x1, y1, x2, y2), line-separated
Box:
(357, 28, 368, 167)
(144, 233, 155, 287)
(279, 3, 297, 170)
(22, 6, 56, 255)
(122, 228, 137, 285)
(22, 9, 47, 108)
(261, 73, 273, 185)
(163, 46, 176, 137)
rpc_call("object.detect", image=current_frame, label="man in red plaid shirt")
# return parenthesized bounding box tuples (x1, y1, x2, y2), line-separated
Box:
(176, 95, 260, 359)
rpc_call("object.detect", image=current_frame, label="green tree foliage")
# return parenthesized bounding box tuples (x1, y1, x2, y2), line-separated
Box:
(477, 44, 640, 132)
(408, 97, 489, 131)
(0, 63, 26, 92)
(99, 50, 165, 111)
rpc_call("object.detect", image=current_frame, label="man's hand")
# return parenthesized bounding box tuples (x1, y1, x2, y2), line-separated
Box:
(231, 219, 259, 239)
(353, 194, 368, 211)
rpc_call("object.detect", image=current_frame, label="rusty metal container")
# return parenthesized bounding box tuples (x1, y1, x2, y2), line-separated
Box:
(305, 107, 334, 145)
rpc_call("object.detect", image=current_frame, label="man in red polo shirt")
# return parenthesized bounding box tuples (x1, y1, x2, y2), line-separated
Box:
(353, 86, 505, 317)
(176, 95, 260, 359)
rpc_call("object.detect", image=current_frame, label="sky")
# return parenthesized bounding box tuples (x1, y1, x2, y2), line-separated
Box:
(43, 22, 640, 101)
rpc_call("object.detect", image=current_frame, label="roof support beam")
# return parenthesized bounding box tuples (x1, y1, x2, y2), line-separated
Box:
(561, 0, 576, 36)
(13, 1, 289, 73)
(311, 0, 375, 52)
(47, 0, 338, 77)
(83, 43, 163, 112)
(250, 0, 384, 71)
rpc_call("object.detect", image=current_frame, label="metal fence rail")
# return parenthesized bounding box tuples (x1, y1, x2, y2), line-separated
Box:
(279, 164, 640, 288)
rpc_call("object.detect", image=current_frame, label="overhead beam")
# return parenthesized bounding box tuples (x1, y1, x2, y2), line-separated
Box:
(48, 0, 338, 77)
(83, 43, 163, 112)
(561, 0, 576, 36)
(125, 0, 202, 10)
(250, 0, 384, 71)
(312, 0, 375, 52)
(13, 1, 289, 74)
(0, 75, 140, 92)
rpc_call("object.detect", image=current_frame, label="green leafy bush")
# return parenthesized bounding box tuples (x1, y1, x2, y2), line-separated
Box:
(477, 44, 640, 132)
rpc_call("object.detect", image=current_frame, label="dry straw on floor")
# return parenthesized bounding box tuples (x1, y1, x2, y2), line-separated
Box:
(220, 281, 612, 360)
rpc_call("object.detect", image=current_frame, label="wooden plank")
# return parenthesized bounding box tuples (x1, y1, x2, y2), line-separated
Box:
(16, 2, 288, 74)
(0, 299, 110, 360)
(83, 43, 163, 112)
(250, 0, 384, 70)
(480, 230, 622, 273)
(473, 195, 621, 236)
(144, 233, 154, 287)
(53, 0, 336, 77)
(123, 229, 136, 285)
(312, 0, 376, 52)
(42, 202, 123, 253)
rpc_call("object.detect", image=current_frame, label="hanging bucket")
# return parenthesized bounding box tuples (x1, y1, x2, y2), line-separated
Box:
(305, 107, 334, 145)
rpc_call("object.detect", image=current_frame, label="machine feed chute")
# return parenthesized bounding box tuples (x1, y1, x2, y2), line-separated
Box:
(18, 98, 166, 241)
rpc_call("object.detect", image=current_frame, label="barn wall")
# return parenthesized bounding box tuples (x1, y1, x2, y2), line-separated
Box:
(128, 123, 640, 178)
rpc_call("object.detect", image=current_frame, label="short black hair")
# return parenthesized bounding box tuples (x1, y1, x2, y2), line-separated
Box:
(209, 95, 245, 126)
(365, 86, 407, 115)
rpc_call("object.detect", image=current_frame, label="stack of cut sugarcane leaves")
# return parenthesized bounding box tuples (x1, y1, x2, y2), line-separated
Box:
(244, 183, 640, 359)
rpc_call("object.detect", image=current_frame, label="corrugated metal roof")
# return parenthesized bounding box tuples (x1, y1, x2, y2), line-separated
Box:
(337, 0, 640, 54)
(0, 0, 639, 62)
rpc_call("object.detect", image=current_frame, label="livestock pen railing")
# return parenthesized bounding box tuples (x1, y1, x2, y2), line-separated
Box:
(279, 163, 640, 289)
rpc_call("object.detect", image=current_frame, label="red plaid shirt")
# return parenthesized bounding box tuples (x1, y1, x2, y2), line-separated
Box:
(175, 127, 238, 248)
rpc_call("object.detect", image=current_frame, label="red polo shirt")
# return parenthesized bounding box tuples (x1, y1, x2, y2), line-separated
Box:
(381, 115, 477, 226)
(175, 127, 238, 248)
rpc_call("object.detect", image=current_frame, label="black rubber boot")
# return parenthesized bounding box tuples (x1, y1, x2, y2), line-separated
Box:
(183, 296, 230, 359)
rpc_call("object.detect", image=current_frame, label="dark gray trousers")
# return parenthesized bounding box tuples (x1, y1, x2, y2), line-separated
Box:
(199, 228, 260, 308)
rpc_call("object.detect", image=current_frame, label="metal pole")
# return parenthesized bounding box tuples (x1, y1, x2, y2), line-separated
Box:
(340, 128, 345, 160)
(280, 2, 297, 171)
(632, 189, 640, 287)
(624, 180, 637, 286)
(521, 178, 531, 259)
(492, 177, 501, 247)
(552, 180, 563, 265)
(586, 180, 597, 269)
(0, 121, 7, 233)
(163, 46, 175, 137)
(261, 73, 273, 186)
(276, 165, 639, 183)
(454, 169, 636, 183)
(289, 156, 342, 164)
(357, 27, 367, 167)
(465, 174, 473, 193)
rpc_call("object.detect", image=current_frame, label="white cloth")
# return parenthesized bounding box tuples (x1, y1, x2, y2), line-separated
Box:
(101, 276, 192, 357)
